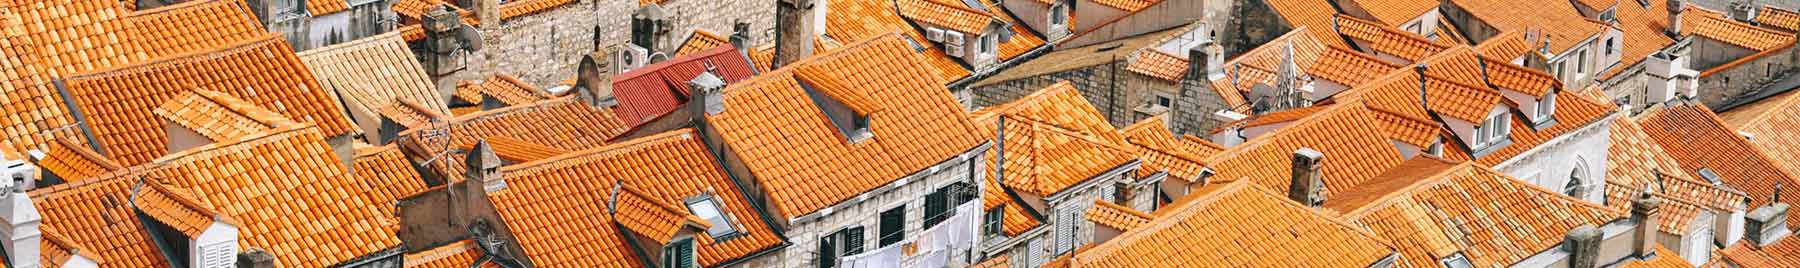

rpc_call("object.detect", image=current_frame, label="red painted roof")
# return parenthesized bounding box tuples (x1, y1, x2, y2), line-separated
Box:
(610, 46, 757, 126)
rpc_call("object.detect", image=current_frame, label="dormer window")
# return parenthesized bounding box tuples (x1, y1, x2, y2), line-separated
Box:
(800, 80, 873, 142)
(1535, 93, 1557, 121)
(1049, 4, 1068, 28)
(685, 195, 739, 240)
(1440, 252, 1473, 268)
(979, 33, 998, 57)
(1473, 112, 1511, 150)
(662, 238, 696, 268)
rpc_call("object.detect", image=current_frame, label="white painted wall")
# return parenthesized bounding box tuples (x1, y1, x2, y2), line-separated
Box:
(764, 145, 988, 268)
(1493, 114, 1615, 203)
(190, 220, 240, 268)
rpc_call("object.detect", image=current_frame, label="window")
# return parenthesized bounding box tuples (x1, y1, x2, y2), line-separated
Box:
(1426, 142, 1444, 157)
(1153, 94, 1174, 108)
(685, 196, 739, 239)
(1697, 168, 1723, 186)
(980, 34, 997, 56)
(1406, 22, 1421, 34)
(1440, 252, 1473, 268)
(1055, 208, 1082, 255)
(1050, 5, 1068, 26)
(663, 238, 695, 268)
(983, 208, 1005, 236)
(1605, 38, 1617, 56)
(925, 188, 950, 229)
(817, 227, 864, 268)
(1472, 125, 1488, 147)
(1536, 94, 1556, 120)
(878, 206, 906, 246)
(1565, 160, 1590, 198)
(1577, 49, 1589, 75)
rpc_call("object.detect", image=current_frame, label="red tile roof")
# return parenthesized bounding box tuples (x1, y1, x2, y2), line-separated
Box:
(351, 143, 431, 218)
(1343, 0, 1438, 26)
(1718, 233, 1800, 267)
(35, 136, 123, 182)
(1339, 160, 1623, 268)
(611, 46, 758, 126)
(1473, 30, 1537, 62)
(1602, 110, 1746, 235)
(1084, 200, 1151, 231)
(1070, 180, 1396, 267)
(1119, 115, 1212, 180)
(1123, 49, 1187, 81)
(62, 34, 355, 165)
(306, 0, 349, 15)
(153, 90, 293, 142)
(675, 30, 731, 57)
(1090, 0, 1158, 12)
(1601, 0, 1678, 80)
(980, 113, 1135, 196)
(1204, 100, 1408, 198)
(1681, 7, 1795, 51)
(148, 124, 401, 267)
(1335, 14, 1449, 61)
(610, 182, 710, 244)
(1, 0, 144, 78)
(824, 0, 975, 82)
(397, 98, 628, 163)
(457, 74, 551, 107)
(1719, 86, 1800, 178)
(29, 168, 170, 268)
(1638, 103, 1800, 227)
(1264, 0, 1350, 48)
(126, 0, 267, 60)
(895, 0, 996, 35)
(298, 31, 452, 120)
(1761, 6, 1800, 33)
(402, 240, 499, 268)
(705, 34, 986, 218)
(134, 179, 228, 237)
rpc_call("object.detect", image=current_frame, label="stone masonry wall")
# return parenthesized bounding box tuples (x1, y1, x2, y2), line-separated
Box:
(760, 147, 988, 268)
(971, 62, 1231, 136)
(470, 0, 776, 87)
(1698, 44, 1800, 111)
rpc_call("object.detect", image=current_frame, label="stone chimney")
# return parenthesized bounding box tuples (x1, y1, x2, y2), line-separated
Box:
(0, 152, 38, 268)
(687, 72, 728, 117)
(466, 140, 505, 193)
(774, 0, 820, 68)
(1564, 224, 1602, 268)
(1187, 41, 1226, 82)
(1630, 186, 1661, 257)
(1728, 0, 1759, 23)
(235, 248, 275, 268)
(474, 0, 499, 31)
(631, 4, 673, 56)
(1667, 0, 1685, 37)
(1288, 147, 1326, 207)
(1745, 187, 1791, 246)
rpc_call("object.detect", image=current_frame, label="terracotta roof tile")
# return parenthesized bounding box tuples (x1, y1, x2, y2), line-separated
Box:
(1762, 6, 1800, 32)
(465, 136, 568, 163)
(486, 153, 640, 268)
(611, 182, 712, 244)
(1602, 0, 1678, 80)
(1604, 112, 1746, 214)
(824, 0, 973, 82)
(1204, 100, 1408, 198)
(460, 74, 551, 107)
(1124, 49, 1187, 81)
(36, 136, 123, 182)
(351, 143, 430, 218)
(397, 98, 627, 161)
(1446, 0, 1613, 52)
(498, 0, 576, 19)
(306, 0, 349, 15)
(63, 35, 355, 165)
(1473, 30, 1536, 62)
(40, 225, 99, 267)
(980, 114, 1135, 196)
(1640, 103, 1800, 227)
(1071, 180, 1395, 267)
(1719, 233, 1800, 267)
(1612, 246, 1694, 268)
(1090, 0, 1157, 12)
(895, 0, 995, 34)
(976, 0, 1047, 61)
(392, 0, 448, 20)
(1264, 0, 1350, 48)
(704, 34, 985, 218)
(125, 0, 266, 60)
(612, 46, 758, 126)
(1343, 0, 1438, 26)
(134, 180, 227, 237)
(1084, 200, 1151, 231)
(1370, 108, 1443, 147)
(1, 0, 145, 78)
(495, 129, 783, 266)
(29, 168, 170, 267)
(1682, 7, 1795, 51)
(1719, 86, 1800, 179)
(1340, 161, 1623, 268)
(147, 124, 401, 267)
(378, 99, 448, 130)
(675, 30, 731, 56)
(153, 90, 293, 142)
(1120, 115, 1211, 180)
(298, 31, 452, 121)
(402, 240, 498, 268)
(982, 175, 1041, 236)
(1335, 15, 1449, 61)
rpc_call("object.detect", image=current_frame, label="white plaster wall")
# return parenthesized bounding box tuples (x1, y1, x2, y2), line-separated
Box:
(1494, 115, 1615, 204)
(761, 148, 987, 268)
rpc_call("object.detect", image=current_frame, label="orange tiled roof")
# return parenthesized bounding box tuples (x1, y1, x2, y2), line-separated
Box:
(1681, 7, 1795, 51)
(1602, 109, 1746, 235)
(1762, 6, 1800, 32)
(1601, 0, 1677, 80)
(611, 183, 711, 243)
(1370, 108, 1443, 147)
(1640, 103, 1800, 227)
(402, 240, 499, 268)
(36, 136, 123, 182)
(125, 0, 267, 60)
(378, 99, 448, 130)
(306, 0, 349, 15)
(1615, 246, 1698, 268)
(1084, 200, 1151, 231)
(980, 113, 1136, 196)
(153, 90, 293, 142)
(30, 168, 169, 267)
(147, 124, 401, 267)
(982, 175, 1042, 236)
(297, 30, 452, 119)
(499, 0, 577, 19)
(1473, 30, 1536, 61)
(1343, 0, 1438, 26)
(397, 97, 627, 161)
(824, 0, 972, 82)
(1070, 180, 1395, 267)
(1120, 115, 1212, 180)
(676, 29, 731, 57)
(1124, 49, 1187, 81)
(1718, 233, 1800, 267)
(62, 34, 355, 165)
(1339, 160, 1623, 268)
(704, 34, 986, 218)
(1204, 100, 1408, 198)
(134, 180, 227, 237)
(895, 0, 995, 35)
(1, 0, 144, 78)
(1264, 0, 1350, 48)
(469, 136, 569, 163)
(1447, 0, 1613, 53)
(1091, 0, 1157, 11)
(1417, 46, 1557, 96)
(456, 74, 550, 107)
(493, 129, 783, 267)
(392, 0, 449, 19)
(975, 0, 1048, 61)
(1335, 15, 1449, 61)
(40, 225, 99, 267)
(1720, 86, 1800, 179)
(351, 143, 430, 218)
(1208, 28, 1399, 101)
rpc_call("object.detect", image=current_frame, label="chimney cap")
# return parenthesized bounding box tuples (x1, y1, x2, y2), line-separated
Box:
(1293, 147, 1323, 159)
(466, 140, 501, 171)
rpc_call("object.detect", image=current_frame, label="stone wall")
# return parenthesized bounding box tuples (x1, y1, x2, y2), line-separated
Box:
(469, 0, 776, 87)
(970, 61, 1231, 136)
(1698, 44, 1800, 110)
(1219, 0, 1291, 55)
(759, 145, 989, 268)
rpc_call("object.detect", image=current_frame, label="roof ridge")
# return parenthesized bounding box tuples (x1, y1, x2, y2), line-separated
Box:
(1339, 160, 1473, 218)
(126, 0, 243, 16)
(54, 135, 123, 171)
(501, 128, 698, 172)
(62, 33, 284, 80)
(151, 124, 315, 165)
(137, 178, 227, 222)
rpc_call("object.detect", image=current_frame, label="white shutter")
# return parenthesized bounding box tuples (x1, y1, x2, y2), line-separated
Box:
(1054, 210, 1073, 255)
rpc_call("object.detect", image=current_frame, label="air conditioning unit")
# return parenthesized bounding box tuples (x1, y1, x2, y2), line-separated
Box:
(945, 31, 965, 46)
(927, 28, 946, 42)
(945, 44, 964, 57)
(617, 44, 650, 72)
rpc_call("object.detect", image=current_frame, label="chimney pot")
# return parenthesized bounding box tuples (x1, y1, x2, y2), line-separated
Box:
(1747, 200, 1792, 246)
(236, 248, 276, 268)
(688, 72, 728, 116)
(1288, 147, 1326, 207)
(1667, 0, 1686, 37)
(1564, 224, 1602, 268)
(774, 0, 821, 68)
(465, 140, 505, 193)
(0, 152, 39, 268)
(1630, 186, 1661, 257)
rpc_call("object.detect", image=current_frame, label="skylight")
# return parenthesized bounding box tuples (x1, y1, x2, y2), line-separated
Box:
(686, 196, 739, 239)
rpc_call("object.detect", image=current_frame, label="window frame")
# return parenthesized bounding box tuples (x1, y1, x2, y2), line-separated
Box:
(684, 195, 741, 240)
(878, 206, 907, 246)
(817, 227, 865, 268)
(1049, 4, 1068, 27)
(663, 237, 696, 268)
(983, 207, 1005, 236)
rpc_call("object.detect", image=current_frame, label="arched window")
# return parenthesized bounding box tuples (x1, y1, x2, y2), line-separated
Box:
(1565, 159, 1590, 198)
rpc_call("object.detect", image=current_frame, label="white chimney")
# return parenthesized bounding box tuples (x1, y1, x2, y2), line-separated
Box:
(190, 220, 240, 268)
(1210, 110, 1249, 147)
(1644, 51, 1699, 104)
(0, 152, 40, 268)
